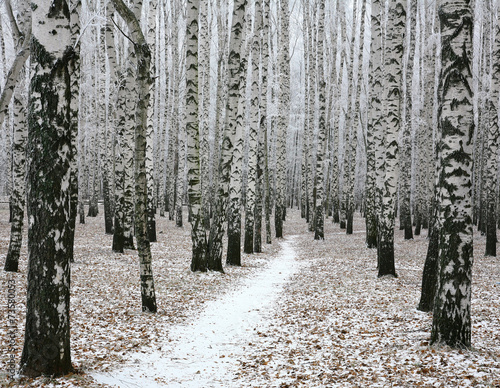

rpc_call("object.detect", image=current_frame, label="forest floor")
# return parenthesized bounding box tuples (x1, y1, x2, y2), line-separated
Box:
(0, 204, 499, 387)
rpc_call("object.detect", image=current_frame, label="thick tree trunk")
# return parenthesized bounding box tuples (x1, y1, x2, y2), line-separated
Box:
(431, 0, 474, 349)
(20, 0, 74, 375)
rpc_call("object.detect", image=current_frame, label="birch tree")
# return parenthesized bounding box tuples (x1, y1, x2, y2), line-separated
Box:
(399, 0, 416, 240)
(20, 0, 75, 375)
(431, 0, 474, 349)
(313, 0, 326, 240)
(186, 0, 207, 271)
(146, 0, 158, 242)
(4, 0, 30, 272)
(485, 1, 499, 257)
(377, 0, 405, 278)
(366, 0, 382, 249)
(111, 0, 158, 313)
(207, 0, 246, 270)
(244, 0, 262, 253)
(275, 0, 290, 239)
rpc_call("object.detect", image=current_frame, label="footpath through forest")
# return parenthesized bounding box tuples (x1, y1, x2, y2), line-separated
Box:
(0, 206, 499, 387)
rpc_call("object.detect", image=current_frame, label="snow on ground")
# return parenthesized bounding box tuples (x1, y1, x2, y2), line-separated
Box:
(0, 204, 499, 387)
(92, 237, 304, 387)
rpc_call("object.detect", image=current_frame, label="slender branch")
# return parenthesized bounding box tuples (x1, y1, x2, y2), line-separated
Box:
(111, 17, 136, 46)
(4, 0, 21, 44)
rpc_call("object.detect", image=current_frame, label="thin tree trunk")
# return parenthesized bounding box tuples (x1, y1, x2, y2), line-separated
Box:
(186, 0, 207, 272)
(112, 0, 158, 313)
(377, 0, 405, 278)
(244, 0, 262, 253)
(314, 0, 327, 240)
(275, 0, 290, 239)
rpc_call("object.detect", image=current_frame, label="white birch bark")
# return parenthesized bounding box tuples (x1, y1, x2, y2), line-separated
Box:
(227, 0, 250, 266)
(313, 0, 327, 240)
(4, 0, 31, 272)
(185, 0, 207, 271)
(485, 2, 499, 257)
(275, 0, 290, 239)
(199, 0, 211, 229)
(377, 0, 405, 278)
(366, 0, 382, 248)
(20, 0, 74, 375)
(244, 0, 262, 253)
(340, 0, 358, 234)
(431, 0, 474, 349)
(146, 0, 158, 242)
(208, 0, 247, 268)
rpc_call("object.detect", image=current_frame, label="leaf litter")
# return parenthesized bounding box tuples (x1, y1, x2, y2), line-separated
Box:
(0, 205, 498, 387)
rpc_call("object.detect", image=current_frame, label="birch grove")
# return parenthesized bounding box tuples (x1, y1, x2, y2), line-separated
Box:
(3, 0, 500, 375)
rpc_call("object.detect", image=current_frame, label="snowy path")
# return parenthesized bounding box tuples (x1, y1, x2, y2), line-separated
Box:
(92, 237, 302, 387)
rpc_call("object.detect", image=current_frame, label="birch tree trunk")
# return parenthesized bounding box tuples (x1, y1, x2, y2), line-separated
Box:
(110, 3, 126, 252)
(121, 0, 144, 249)
(254, 0, 270, 252)
(146, 0, 158, 243)
(199, 0, 211, 229)
(346, 0, 366, 235)
(341, 0, 358, 235)
(377, 0, 405, 278)
(207, 0, 246, 269)
(185, 0, 207, 271)
(244, 0, 262, 253)
(485, 2, 499, 257)
(399, 0, 416, 240)
(4, 68, 27, 272)
(275, 0, 290, 239)
(227, 0, 249, 265)
(366, 0, 382, 248)
(431, 0, 474, 349)
(206, 0, 228, 271)
(4, 0, 31, 272)
(20, 0, 74, 375)
(313, 0, 326, 240)
(112, 0, 158, 313)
